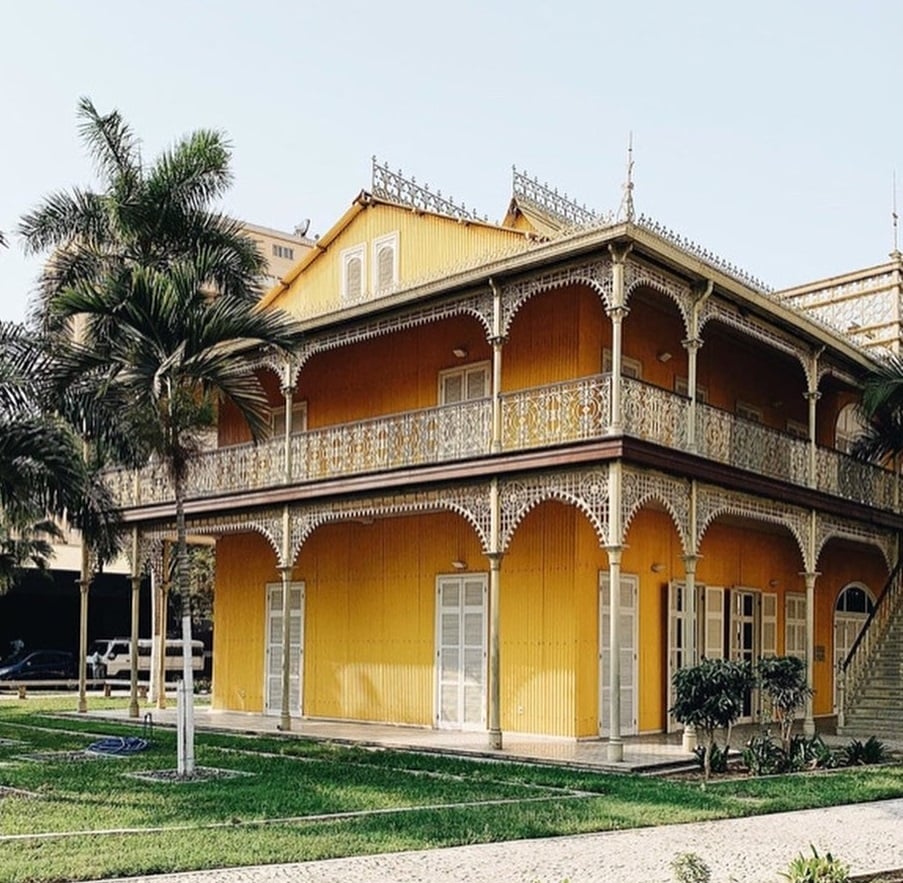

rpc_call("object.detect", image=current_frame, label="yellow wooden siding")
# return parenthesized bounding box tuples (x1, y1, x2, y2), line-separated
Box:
(299, 316, 491, 426)
(302, 513, 482, 725)
(212, 532, 279, 712)
(272, 203, 526, 317)
(501, 502, 601, 737)
(503, 285, 608, 391)
(213, 500, 889, 732)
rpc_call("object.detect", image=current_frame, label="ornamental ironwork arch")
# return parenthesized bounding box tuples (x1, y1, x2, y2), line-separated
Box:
(815, 518, 895, 572)
(498, 468, 610, 552)
(620, 469, 692, 555)
(499, 259, 613, 337)
(624, 259, 693, 334)
(695, 486, 809, 568)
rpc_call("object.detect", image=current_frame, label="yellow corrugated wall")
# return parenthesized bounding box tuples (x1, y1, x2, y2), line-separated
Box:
(277, 204, 527, 317)
(212, 532, 278, 712)
(302, 513, 483, 725)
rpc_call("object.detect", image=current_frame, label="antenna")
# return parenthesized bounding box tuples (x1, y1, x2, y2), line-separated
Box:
(618, 133, 635, 223)
(892, 170, 900, 258)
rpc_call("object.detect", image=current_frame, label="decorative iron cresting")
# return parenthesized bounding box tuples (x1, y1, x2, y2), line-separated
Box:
(372, 157, 486, 222)
(512, 166, 604, 228)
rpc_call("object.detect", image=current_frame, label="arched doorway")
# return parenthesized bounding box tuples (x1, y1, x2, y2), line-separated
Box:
(833, 583, 876, 709)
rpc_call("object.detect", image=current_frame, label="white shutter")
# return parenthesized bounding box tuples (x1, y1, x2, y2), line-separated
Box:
(436, 575, 486, 729)
(465, 367, 487, 400)
(441, 374, 464, 404)
(704, 586, 725, 659)
(761, 593, 778, 658)
(785, 593, 807, 660)
(265, 583, 305, 716)
(599, 572, 638, 735)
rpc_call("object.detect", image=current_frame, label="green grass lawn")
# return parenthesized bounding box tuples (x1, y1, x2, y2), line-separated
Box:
(1, 697, 901, 883)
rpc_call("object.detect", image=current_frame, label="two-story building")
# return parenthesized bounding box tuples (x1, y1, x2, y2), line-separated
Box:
(109, 161, 903, 754)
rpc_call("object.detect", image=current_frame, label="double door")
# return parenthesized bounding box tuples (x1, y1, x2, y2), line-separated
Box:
(265, 583, 305, 716)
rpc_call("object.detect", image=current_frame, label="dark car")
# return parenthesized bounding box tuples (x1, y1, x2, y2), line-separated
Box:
(0, 650, 76, 680)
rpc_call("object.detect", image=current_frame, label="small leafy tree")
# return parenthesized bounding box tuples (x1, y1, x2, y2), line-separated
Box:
(670, 657, 755, 781)
(757, 655, 812, 753)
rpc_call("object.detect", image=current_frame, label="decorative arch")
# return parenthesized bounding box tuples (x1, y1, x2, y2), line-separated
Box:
(295, 291, 495, 370)
(499, 258, 612, 337)
(815, 516, 895, 572)
(620, 468, 692, 555)
(623, 258, 693, 334)
(695, 485, 809, 568)
(498, 467, 610, 552)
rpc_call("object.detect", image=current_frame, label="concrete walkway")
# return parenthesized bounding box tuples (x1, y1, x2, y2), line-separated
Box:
(84, 798, 903, 883)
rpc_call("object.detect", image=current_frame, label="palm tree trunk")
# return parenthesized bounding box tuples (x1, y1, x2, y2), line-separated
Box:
(174, 472, 195, 776)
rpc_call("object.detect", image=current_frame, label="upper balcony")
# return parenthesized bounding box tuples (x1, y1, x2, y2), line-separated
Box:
(104, 374, 897, 514)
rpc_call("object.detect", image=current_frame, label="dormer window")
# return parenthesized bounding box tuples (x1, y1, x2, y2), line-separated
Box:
(372, 233, 398, 292)
(342, 245, 365, 303)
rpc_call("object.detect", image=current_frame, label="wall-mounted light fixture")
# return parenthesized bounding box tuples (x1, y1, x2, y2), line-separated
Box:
(650, 562, 666, 573)
(768, 578, 779, 587)
(451, 559, 467, 570)
(656, 351, 672, 363)
(452, 347, 468, 359)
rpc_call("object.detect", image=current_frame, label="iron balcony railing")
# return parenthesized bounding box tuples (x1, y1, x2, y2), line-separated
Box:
(105, 374, 897, 512)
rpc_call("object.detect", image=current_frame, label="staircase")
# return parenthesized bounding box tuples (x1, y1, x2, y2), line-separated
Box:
(838, 560, 903, 740)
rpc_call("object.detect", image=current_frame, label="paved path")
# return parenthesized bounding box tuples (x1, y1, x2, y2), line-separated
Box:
(87, 798, 903, 883)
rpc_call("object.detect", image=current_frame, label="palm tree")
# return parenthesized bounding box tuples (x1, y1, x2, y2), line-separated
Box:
(852, 353, 903, 468)
(0, 322, 89, 592)
(21, 98, 301, 773)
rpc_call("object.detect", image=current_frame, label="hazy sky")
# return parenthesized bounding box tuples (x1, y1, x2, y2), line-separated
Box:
(2, 1, 901, 323)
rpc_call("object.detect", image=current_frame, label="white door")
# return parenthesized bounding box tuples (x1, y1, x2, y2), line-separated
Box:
(265, 582, 305, 716)
(667, 580, 704, 732)
(436, 575, 487, 729)
(833, 584, 875, 710)
(729, 588, 758, 720)
(703, 586, 725, 659)
(599, 572, 638, 736)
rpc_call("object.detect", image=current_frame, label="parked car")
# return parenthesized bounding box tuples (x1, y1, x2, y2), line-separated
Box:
(89, 638, 204, 680)
(0, 650, 76, 680)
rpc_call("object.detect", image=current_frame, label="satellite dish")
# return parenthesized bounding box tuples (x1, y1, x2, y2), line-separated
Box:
(295, 219, 311, 237)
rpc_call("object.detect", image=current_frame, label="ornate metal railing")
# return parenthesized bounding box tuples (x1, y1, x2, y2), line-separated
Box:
(839, 556, 903, 727)
(501, 375, 610, 449)
(816, 448, 897, 510)
(290, 399, 490, 481)
(621, 377, 689, 449)
(106, 374, 897, 514)
(696, 402, 811, 485)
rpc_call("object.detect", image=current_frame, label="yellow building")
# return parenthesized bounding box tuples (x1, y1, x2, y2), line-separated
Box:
(110, 161, 903, 754)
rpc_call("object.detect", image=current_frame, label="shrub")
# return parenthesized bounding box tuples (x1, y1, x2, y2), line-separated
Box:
(671, 852, 712, 883)
(842, 736, 888, 766)
(757, 656, 812, 753)
(671, 658, 755, 781)
(781, 846, 849, 882)
(743, 732, 786, 775)
(693, 743, 729, 774)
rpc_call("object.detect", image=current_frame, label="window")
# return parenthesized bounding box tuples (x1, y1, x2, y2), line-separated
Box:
(270, 401, 308, 436)
(736, 400, 763, 423)
(785, 593, 807, 660)
(602, 349, 643, 379)
(341, 245, 365, 302)
(674, 376, 708, 403)
(835, 403, 865, 454)
(272, 244, 295, 260)
(439, 362, 490, 404)
(372, 232, 398, 292)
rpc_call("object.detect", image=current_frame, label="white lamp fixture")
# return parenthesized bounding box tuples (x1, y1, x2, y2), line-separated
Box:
(650, 562, 666, 573)
(452, 347, 468, 359)
(451, 559, 467, 570)
(657, 351, 672, 363)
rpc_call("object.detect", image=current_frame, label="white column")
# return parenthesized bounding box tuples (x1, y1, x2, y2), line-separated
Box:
(279, 504, 294, 732)
(487, 477, 503, 749)
(607, 244, 631, 435)
(802, 570, 819, 737)
(806, 390, 821, 489)
(490, 338, 504, 454)
(128, 565, 141, 718)
(681, 554, 699, 752)
(683, 337, 701, 451)
(605, 544, 624, 762)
